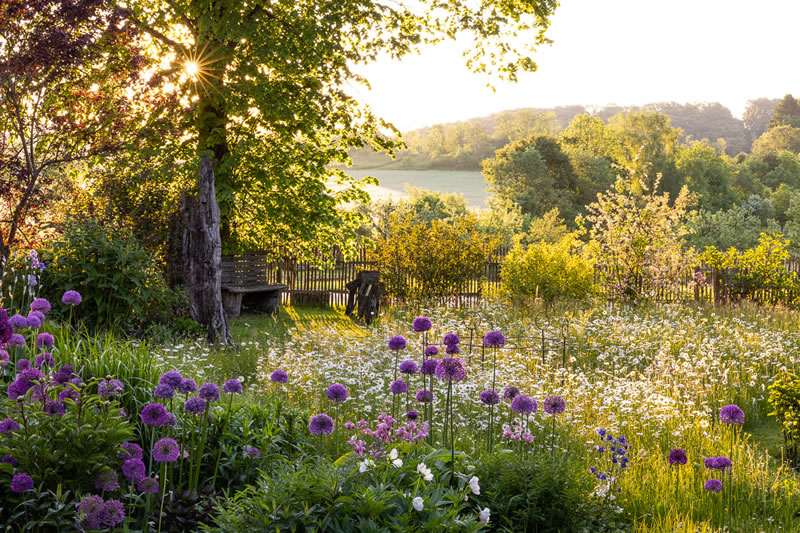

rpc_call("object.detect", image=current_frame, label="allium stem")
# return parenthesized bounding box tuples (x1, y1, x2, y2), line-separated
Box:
(211, 394, 234, 488)
(157, 463, 167, 533)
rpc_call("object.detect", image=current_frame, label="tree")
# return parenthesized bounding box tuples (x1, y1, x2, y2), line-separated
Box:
(743, 98, 780, 143)
(119, 0, 559, 254)
(768, 94, 800, 130)
(0, 0, 147, 263)
(676, 141, 736, 212)
(688, 208, 763, 252)
(752, 126, 800, 158)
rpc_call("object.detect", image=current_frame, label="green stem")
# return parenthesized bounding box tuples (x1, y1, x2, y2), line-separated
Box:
(211, 395, 234, 488)
(193, 404, 210, 490)
(157, 463, 167, 533)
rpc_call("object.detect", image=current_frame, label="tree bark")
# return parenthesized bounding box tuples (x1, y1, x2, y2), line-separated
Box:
(183, 155, 230, 344)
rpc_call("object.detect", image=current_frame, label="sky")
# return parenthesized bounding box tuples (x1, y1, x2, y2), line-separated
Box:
(352, 0, 800, 132)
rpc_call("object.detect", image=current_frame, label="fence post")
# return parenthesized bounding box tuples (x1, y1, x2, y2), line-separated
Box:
(712, 268, 720, 306)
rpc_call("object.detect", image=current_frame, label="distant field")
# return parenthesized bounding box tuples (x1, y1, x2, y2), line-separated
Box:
(343, 169, 489, 207)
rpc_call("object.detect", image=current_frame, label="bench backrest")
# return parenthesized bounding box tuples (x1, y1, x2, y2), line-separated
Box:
(221, 253, 269, 287)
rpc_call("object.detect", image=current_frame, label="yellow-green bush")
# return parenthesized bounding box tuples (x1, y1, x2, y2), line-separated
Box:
(500, 234, 596, 302)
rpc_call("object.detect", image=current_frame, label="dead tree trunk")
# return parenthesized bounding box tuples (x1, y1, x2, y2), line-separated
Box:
(183, 155, 230, 344)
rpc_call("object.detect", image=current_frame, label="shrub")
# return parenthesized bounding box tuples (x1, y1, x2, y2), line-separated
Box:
(374, 214, 492, 302)
(38, 220, 184, 331)
(500, 233, 596, 303)
(768, 371, 800, 467)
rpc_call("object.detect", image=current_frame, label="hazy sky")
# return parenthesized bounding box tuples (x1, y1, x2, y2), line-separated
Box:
(353, 0, 800, 132)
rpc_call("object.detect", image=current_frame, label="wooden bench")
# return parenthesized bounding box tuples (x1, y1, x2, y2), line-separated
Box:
(221, 254, 287, 317)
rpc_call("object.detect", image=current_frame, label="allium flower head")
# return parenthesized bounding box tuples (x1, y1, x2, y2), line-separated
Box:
(35, 352, 54, 368)
(95, 469, 120, 491)
(704, 456, 732, 473)
(483, 330, 506, 347)
(390, 379, 408, 394)
(36, 332, 54, 349)
(101, 499, 125, 527)
(480, 389, 500, 405)
(326, 383, 349, 402)
(543, 394, 566, 415)
(123, 458, 146, 482)
(0, 349, 8, 367)
(2, 455, 18, 466)
(668, 448, 688, 466)
(503, 386, 520, 400)
(30, 298, 51, 313)
(61, 290, 82, 306)
(138, 477, 160, 494)
(77, 494, 104, 529)
(26, 314, 42, 330)
(29, 310, 45, 322)
(140, 403, 169, 426)
(434, 357, 466, 383)
(153, 437, 180, 462)
(270, 369, 289, 383)
(704, 479, 723, 493)
(309, 413, 335, 435)
(178, 378, 198, 393)
(412, 317, 432, 332)
(9, 314, 27, 330)
(245, 447, 260, 459)
(223, 378, 244, 394)
(44, 400, 66, 416)
(17, 358, 30, 371)
(719, 404, 744, 425)
(416, 389, 433, 402)
(511, 394, 537, 415)
(420, 358, 439, 375)
(0, 309, 11, 344)
(406, 410, 419, 420)
(198, 382, 220, 402)
(184, 397, 207, 415)
(445, 344, 460, 354)
(8, 333, 25, 347)
(153, 383, 174, 399)
(98, 379, 125, 398)
(388, 335, 407, 350)
(399, 360, 419, 374)
(159, 370, 183, 388)
(0, 418, 20, 434)
(11, 472, 33, 493)
(423, 345, 439, 357)
(52, 365, 73, 384)
(119, 442, 143, 461)
(442, 333, 460, 345)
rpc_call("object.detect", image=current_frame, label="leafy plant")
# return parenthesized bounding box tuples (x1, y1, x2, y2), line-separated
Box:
(768, 371, 800, 467)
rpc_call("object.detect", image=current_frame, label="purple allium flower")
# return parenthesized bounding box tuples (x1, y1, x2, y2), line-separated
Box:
(0, 309, 11, 344)
(36, 333, 54, 349)
(399, 360, 419, 375)
(35, 352, 55, 368)
(309, 413, 335, 435)
(511, 394, 538, 415)
(184, 397, 207, 415)
(412, 317, 432, 332)
(416, 389, 433, 402)
(8, 333, 25, 347)
(59, 389, 80, 403)
(44, 400, 66, 416)
(62, 290, 82, 306)
(434, 357, 466, 383)
(388, 335, 407, 350)
(153, 383, 174, 399)
(483, 330, 506, 347)
(326, 383, 348, 402)
(704, 479, 723, 493)
(9, 314, 27, 330)
(270, 369, 288, 383)
(0, 418, 20, 434)
(29, 310, 45, 323)
(704, 456, 732, 473)
(543, 394, 566, 415)
(2, 455, 18, 466)
(153, 437, 180, 462)
(98, 379, 125, 398)
(245, 447, 260, 459)
(719, 404, 745, 425)
(480, 389, 500, 405)
(0, 349, 8, 367)
(137, 477, 159, 494)
(19, 367, 44, 384)
(159, 370, 183, 388)
(7, 380, 26, 400)
(223, 378, 243, 394)
(11, 472, 34, 493)
(503, 386, 520, 400)
(445, 344, 460, 354)
(141, 403, 169, 426)
(420, 358, 439, 375)
(390, 379, 408, 395)
(77, 494, 105, 530)
(424, 345, 439, 357)
(95, 470, 120, 491)
(26, 314, 42, 330)
(442, 333, 460, 346)
(406, 410, 419, 420)
(122, 458, 146, 482)
(198, 382, 220, 402)
(17, 358, 30, 371)
(119, 442, 143, 461)
(52, 365, 73, 384)
(101, 499, 125, 527)
(178, 378, 198, 393)
(668, 448, 688, 466)
(165, 412, 177, 427)
(30, 298, 51, 313)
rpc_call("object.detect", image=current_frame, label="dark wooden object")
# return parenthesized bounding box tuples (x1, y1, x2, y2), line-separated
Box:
(221, 253, 286, 317)
(345, 271, 383, 324)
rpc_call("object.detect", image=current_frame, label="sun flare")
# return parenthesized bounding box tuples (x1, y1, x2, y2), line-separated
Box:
(185, 61, 199, 77)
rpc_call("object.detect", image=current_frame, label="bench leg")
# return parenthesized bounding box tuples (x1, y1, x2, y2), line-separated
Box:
(222, 292, 243, 318)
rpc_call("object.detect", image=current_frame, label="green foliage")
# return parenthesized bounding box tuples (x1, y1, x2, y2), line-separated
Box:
(38, 221, 183, 331)
(676, 141, 737, 212)
(743, 98, 780, 143)
(767, 94, 800, 130)
(752, 125, 800, 158)
(0, 249, 45, 312)
(701, 233, 796, 302)
(768, 371, 800, 466)
(688, 208, 764, 252)
(374, 215, 491, 302)
(500, 233, 596, 303)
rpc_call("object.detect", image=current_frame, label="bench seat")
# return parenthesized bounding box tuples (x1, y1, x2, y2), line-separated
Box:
(221, 283, 287, 317)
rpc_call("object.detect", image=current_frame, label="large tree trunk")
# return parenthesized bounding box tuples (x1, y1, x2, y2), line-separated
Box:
(183, 155, 230, 344)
